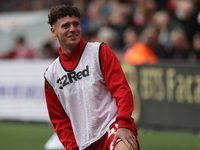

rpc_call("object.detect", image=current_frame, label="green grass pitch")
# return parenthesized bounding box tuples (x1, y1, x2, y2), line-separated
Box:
(0, 121, 200, 150)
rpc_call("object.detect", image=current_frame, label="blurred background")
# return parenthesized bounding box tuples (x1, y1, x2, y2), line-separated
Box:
(0, 0, 200, 150)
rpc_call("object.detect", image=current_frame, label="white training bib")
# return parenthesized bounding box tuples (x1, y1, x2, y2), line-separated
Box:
(45, 42, 118, 149)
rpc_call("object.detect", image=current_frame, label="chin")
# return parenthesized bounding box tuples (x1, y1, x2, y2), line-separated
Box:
(73, 38, 81, 44)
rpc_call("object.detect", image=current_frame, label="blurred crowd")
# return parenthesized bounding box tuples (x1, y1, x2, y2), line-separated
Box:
(0, 0, 200, 64)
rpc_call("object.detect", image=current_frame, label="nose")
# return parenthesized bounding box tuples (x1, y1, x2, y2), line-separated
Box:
(69, 24, 75, 32)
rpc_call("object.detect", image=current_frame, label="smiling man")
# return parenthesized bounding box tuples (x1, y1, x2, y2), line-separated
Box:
(44, 4, 139, 150)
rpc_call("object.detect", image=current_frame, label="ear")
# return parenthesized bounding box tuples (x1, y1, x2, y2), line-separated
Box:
(50, 27, 57, 37)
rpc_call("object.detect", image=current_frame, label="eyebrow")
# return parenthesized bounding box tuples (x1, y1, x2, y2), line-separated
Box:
(61, 22, 70, 28)
(61, 21, 80, 28)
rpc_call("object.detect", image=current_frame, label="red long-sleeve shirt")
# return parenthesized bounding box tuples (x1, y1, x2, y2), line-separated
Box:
(44, 38, 136, 149)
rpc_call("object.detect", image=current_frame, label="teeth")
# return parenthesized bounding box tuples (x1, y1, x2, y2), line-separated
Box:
(69, 35, 77, 37)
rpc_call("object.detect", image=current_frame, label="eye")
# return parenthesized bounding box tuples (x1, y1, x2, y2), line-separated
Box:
(73, 21, 80, 27)
(61, 23, 70, 28)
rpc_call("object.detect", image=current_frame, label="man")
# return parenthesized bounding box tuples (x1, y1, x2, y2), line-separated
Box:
(44, 4, 139, 150)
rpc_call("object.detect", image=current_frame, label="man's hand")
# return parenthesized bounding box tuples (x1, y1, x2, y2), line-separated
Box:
(112, 128, 138, 150)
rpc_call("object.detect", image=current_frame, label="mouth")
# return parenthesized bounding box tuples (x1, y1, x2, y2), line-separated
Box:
(68, 34, 78, 38)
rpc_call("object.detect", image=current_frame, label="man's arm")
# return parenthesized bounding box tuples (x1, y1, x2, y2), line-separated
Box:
(100, 44, 138, 149)
(100, 44, 134, 128)
(45, 80, 79, 150)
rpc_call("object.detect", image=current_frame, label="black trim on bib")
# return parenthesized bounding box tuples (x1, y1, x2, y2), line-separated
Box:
(44, 68, 54, 89)
(99, 42, 104, 73)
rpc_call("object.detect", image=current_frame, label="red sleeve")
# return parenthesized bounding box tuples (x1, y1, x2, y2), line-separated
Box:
(45, 80, 79, 150)
(100, 43, 134, 129)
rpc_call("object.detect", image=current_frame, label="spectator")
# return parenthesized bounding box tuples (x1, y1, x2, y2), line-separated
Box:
(97, 26, 126, 61)
(171, 0, 200, 43)
(122, 27, 139, 52)
(166, 28, 190, 61)
(188, 31, 200, 62)
(97, 26, 119, 51)
(124, 24, 160, 65)
(132, 0, 157, 32)
(41, 40, 59, 59)
(0, 36, 38, 59)
(152, 9, 183, 50)
(81, 0, 106, 33)
(106, 0, 133, 50)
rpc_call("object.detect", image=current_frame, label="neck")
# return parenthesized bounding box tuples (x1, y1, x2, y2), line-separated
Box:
(62, 49, 72, 57)
(61, 43, 80, 57)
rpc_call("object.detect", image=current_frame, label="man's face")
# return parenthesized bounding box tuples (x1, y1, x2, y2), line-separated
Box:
(51, 15, 82, 50)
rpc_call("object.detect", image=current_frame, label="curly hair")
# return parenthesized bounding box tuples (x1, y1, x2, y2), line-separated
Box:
(48, 4, 81, 26)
